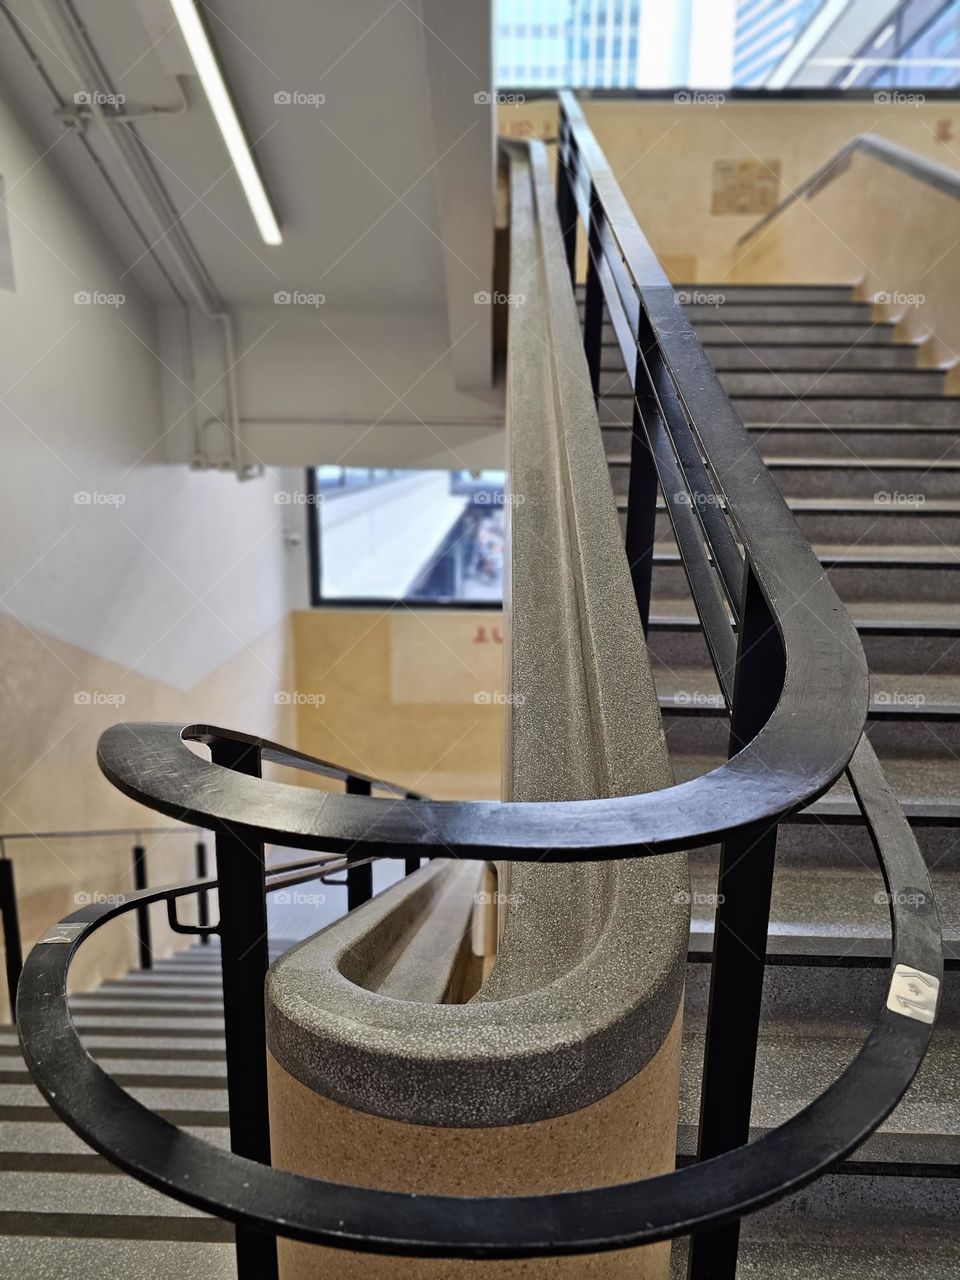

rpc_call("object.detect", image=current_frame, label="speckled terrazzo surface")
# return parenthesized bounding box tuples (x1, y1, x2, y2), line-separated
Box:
(266, 142, 686, 1130)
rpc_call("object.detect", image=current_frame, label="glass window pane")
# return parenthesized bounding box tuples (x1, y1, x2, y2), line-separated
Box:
(312, 468, 506, 605)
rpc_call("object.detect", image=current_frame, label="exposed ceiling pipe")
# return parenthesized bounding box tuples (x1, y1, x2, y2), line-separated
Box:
(31, 0, 260, 477)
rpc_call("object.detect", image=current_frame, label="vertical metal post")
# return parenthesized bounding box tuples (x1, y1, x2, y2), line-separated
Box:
(0, 849, 23, 1024)
(555, 117, 578, 285)
(210, 736, 277, 1280)
(132, 843, 151, 970)
(345, 776, 373, 911)
(583, 185, 605, 399)
(688, 561, 785, 1280)
(404, 855, 421, 876)
(624, 387, 660, 636)
(195, 841, 210, 943)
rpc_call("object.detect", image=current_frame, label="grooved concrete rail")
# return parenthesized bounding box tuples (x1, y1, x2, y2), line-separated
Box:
(265, 138, 688, 1279)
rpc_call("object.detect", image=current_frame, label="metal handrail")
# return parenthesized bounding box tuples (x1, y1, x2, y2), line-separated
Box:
(16, 94, 943, 1280)
(737, 131, 960, 247)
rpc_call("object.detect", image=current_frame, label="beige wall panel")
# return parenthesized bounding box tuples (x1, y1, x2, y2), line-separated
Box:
(499, 97, 960, 281)
(291, 610, 504, 801)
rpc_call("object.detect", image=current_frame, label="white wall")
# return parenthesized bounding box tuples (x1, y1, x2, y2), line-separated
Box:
(0, 89, 292, 691)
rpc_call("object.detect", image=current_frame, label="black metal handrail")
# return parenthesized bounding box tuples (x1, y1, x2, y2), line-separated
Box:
(16, 93, 944, 1280)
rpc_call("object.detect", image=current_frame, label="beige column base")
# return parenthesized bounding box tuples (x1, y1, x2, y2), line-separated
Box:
(267, 1003, 682, 1279)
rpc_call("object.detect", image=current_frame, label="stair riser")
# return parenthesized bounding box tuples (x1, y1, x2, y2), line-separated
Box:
(684, 304, 874, 324)
(734, 397, 960, 426)
(690, 825, 960, 873)
(721, 372, 945, 397)
(683, 962, 960, 1024)
(577, 285, 858, 305)
(747, 428, 960, 461)
(647, 509, 960, 545)
(765, 468, 960, 499)
(692, 324, 894, 346)
(659, 345, 921, 372)
(652, 562, 960, 603)
(663, 710, 960, 759)
(648, 627, 960, 677)
(602, 425, 960, 464)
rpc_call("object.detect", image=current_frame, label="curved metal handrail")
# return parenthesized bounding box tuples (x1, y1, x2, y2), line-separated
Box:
(17, 737, 941, 1255)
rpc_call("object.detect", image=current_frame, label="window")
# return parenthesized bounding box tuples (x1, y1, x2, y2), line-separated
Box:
(308, 468, 506, 607)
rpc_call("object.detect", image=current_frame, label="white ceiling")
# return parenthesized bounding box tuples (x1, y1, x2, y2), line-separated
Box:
(0, 0, 496, 319)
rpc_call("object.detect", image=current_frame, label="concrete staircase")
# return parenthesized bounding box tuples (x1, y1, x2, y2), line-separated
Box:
(4, 281, 958, 1272)
(582, 280, 960, 1276)
(0, 941, 295, 1279)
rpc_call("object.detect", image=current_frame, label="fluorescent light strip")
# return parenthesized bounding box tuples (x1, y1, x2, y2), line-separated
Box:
(169, 0, 282, 245)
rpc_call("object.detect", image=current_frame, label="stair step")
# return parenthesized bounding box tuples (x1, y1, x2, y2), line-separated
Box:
(576, 282, 858, 304)
(640, 343, 921, 371)
(685, 303, 875, 324)
(692, 323, 897, 346)
(721, 370, 946, 397)
(0, 1238, 236, 1276)
(732, 396, 960, 426)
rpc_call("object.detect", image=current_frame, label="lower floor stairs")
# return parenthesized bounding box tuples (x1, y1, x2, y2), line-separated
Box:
(2, 922, 957, 1276)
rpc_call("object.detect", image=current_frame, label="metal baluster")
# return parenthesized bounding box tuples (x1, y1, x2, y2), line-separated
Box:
(195, 840, 210, 943)
(210, 736, 277, 1280)
(345, 775, 373, 909)
(131, 842, 151, 970)
(0, 844, 23, 1022)
(688, 561, 785, 1280)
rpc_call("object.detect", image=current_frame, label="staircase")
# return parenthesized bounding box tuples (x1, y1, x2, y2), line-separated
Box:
(582, 279, 960, 1276)
(3, 283, 957, 1277)
(0, 941, 292, 1279)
